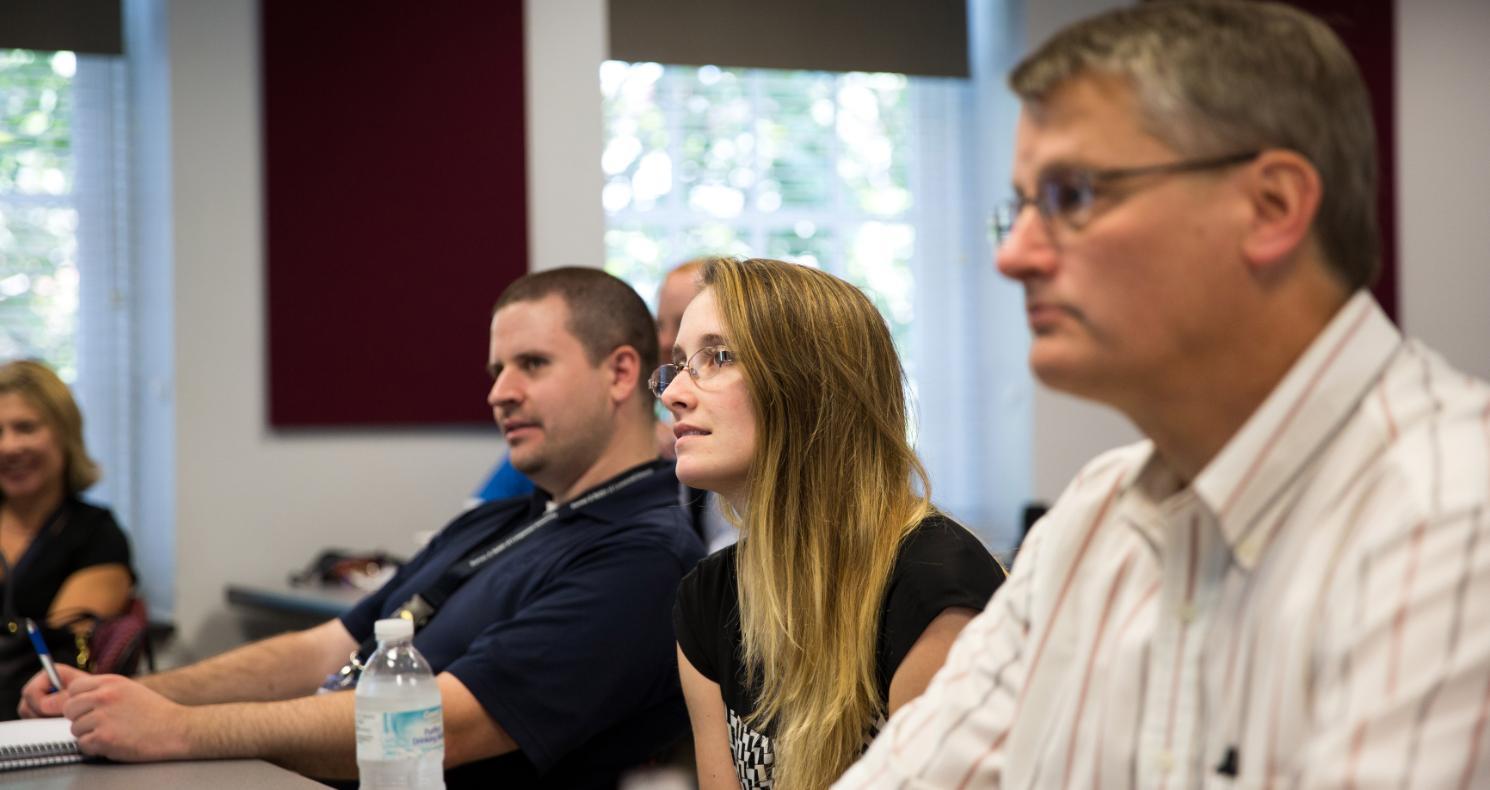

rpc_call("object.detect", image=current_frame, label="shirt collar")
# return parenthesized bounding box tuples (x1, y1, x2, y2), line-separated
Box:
(534, 459, 678, 525)
(1186, 291, 1401, 569)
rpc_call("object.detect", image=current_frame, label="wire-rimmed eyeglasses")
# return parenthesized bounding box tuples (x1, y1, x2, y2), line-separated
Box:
(990, 151, 1260, 244)
(648, 345, 737, 399)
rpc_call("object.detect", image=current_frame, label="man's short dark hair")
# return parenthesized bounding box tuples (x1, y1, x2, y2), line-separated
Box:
(493, 267, 659, 400)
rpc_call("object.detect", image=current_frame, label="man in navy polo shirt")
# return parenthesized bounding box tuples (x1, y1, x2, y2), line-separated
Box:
(21, 268, 706, 788)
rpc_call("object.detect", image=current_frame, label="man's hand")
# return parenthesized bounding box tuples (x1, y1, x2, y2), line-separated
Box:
(17, 664, 90, 719)
(61, 674, 195, 762)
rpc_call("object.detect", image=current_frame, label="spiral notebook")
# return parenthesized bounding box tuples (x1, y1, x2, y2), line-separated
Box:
(0, 718, 81, 771)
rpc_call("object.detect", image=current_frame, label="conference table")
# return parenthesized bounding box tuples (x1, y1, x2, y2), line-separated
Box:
(225, 578, 366, 620)
(5, 758, 331, 788)
(3, 589, 363, 787)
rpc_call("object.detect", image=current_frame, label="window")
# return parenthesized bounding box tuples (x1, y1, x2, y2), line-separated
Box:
(1, 49, 81, 375)
(600, 62, 920, 369)
(599, 54, 1034, 551)
(2, 4, 181, 619)
(1, 47, 136, 544)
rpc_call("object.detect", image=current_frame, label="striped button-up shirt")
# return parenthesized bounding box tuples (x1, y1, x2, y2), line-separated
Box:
(837, 292, 1490, 789)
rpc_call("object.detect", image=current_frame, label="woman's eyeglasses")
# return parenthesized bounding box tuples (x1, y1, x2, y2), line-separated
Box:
(649, 346, 736, 398)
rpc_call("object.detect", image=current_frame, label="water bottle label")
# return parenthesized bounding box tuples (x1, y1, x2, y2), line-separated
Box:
(355, 705, 444, 761)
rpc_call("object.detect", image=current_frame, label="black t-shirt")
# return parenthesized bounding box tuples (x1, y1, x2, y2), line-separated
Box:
(0, 497, 133, 720)
(340, 460, 706, 790)
(672, 513, 1003, 788)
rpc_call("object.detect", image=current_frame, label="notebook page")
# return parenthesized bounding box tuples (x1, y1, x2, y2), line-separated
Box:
(0, 718, 76, 751)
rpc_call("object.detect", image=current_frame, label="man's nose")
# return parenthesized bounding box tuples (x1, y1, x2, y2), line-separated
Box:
(488, 371, 520, 408)
(995, 208, 1058, 281)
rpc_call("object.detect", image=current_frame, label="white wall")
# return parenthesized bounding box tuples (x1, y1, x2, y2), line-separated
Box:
(525, 0, 607, 272)
(1398, 0, 1490, 381)
(167, 0, 504, 657)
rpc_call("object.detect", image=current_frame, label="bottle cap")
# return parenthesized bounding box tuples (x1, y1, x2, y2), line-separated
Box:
(374, 617, 415, 642)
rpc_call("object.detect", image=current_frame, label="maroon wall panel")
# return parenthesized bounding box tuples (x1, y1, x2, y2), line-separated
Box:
(1283, 0, 1398, 321)
(263, 2, 527, 427)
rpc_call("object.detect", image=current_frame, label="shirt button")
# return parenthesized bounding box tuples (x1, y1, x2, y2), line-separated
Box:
(1177, 603, 1196, 623)
(1158, 750, 1174, 773)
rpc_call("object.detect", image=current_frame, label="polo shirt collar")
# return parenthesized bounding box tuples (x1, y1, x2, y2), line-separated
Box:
(536, 458, 677, 525)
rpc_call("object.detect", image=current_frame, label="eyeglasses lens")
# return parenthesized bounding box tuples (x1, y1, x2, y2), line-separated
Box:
(1038, 172, 1093, 228)
(649, 365, 677, 398)
(693, 349, 719, 376)
(991, 203, 1015, 244)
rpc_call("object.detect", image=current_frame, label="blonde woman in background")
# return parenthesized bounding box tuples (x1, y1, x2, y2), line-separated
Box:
(657, 258, 1004, 789)
(0, 359, 134, 719)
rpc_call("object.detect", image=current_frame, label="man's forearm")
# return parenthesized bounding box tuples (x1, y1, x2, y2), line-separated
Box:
(144, 621, 351, 705)
(179, 674, 516, 780)
(184, 690, 362, 779)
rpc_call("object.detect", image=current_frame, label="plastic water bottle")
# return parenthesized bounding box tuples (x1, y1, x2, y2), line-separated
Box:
(355, 618, 446, 789)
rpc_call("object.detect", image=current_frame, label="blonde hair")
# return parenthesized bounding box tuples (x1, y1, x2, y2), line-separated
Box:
(0, 359, 101, 500)
(702, 258, 931, 789)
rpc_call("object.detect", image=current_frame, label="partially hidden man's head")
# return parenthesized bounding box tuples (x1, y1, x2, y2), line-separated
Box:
(487, 267, 658, 483)
(656, 258, 707, 366)
(1010, 0, 1379, 290)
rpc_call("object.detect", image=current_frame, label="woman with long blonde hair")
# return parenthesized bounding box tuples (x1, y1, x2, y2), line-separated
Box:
(657, 258, 1003, 789)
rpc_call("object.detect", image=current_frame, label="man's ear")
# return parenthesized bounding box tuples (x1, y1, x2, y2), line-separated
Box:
(604, 344, 643, 404)
(1240, 149, 1322, 272)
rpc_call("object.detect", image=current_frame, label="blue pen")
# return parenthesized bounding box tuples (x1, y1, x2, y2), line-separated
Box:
(25, 618, 65, 692)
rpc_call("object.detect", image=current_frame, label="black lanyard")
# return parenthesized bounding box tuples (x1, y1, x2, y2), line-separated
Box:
(320, 460, 666, 691)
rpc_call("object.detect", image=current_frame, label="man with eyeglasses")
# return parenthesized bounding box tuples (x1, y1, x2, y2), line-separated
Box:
(840, 2, 1490, 788)
(21, 267, 706, 788)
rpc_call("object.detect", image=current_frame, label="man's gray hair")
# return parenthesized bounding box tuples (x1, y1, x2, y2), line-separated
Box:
(1011, 1, 1378, 289)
